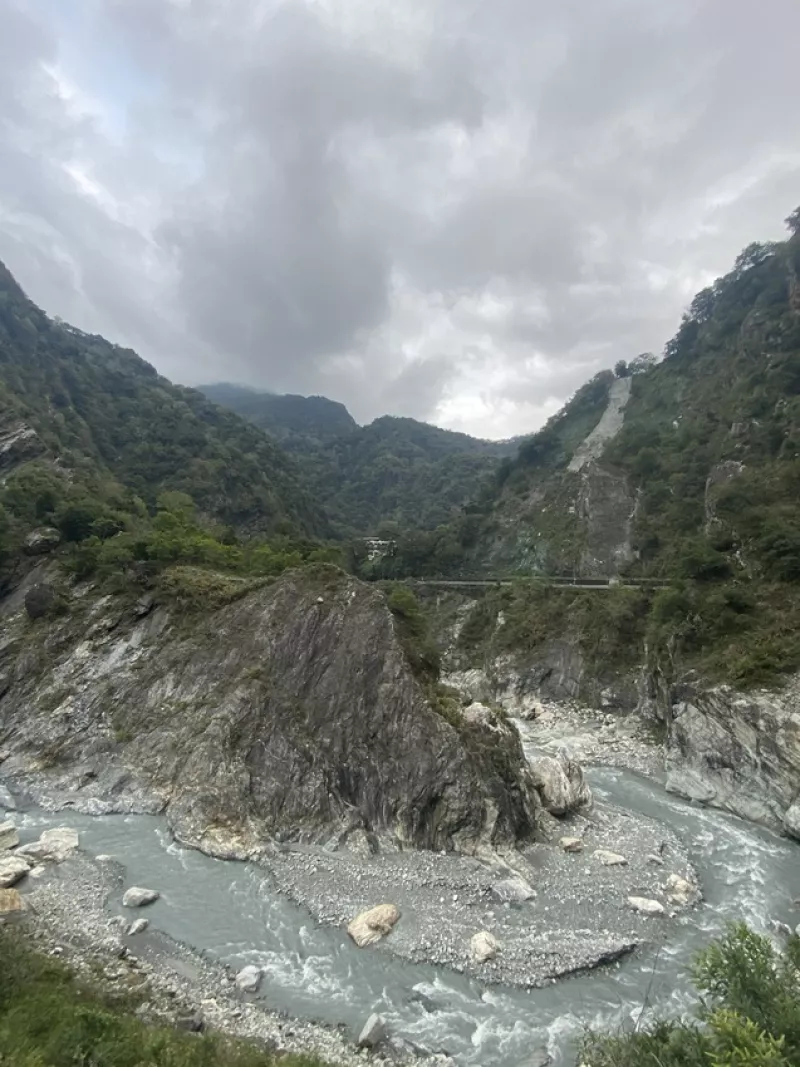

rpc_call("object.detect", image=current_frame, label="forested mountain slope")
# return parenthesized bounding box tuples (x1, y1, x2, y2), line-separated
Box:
(380, 209, 800, 687)
(469, 212, 800, 586)
(0, 261, 340, 588)
(199, 383, 357, 450)
(0, 261, 324, 538)
(200, 383, 517, 534)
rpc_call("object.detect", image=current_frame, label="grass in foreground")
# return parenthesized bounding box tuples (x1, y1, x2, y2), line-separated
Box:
(0, 927, 337, 1067)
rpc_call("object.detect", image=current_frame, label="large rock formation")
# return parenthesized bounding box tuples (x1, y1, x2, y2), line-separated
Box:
(0, 568, 539, 857)
(665, 678, 800, 836)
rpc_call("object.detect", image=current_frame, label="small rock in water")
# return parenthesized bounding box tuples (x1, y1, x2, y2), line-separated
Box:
(127, 918, 149, 936)
(357, 1013, 387, 1048)
(122, 886, 160, 908)
(347, 903, 400, 947)
(0, 888, 24, 914)
(0, 821, 19, 851)
(0, 855, 31, 888)
(664, 874, 696, 906)
(470, 931, 498, 963)
(559, 836, 584, 853)
(628, 896, 665, 916)
(235, 965, 263, 993)
(593, 850, 628, 867)
(647, 853, 665, 866)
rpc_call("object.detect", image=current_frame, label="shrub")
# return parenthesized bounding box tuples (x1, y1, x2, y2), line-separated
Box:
(583, 925, 800, 1067)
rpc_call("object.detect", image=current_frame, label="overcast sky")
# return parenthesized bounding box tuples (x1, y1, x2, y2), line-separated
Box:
(1, 0, 798, 438)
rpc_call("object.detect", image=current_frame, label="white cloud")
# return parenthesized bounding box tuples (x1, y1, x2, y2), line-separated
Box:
(1, 0, 799, 437)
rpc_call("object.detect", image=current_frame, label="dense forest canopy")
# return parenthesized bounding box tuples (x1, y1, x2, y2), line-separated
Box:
(0, 261, 339, 589)
(201, 383, 519, 535)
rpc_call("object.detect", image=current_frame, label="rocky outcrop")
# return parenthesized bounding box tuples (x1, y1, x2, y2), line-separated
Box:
(665, 677, 800, 836)
(0, 821, 19, 850)
(529, 750, 592, 815)
(0, 421, 45, 473)
(0, 569, 540, 857)
(24, 527, 61, 556)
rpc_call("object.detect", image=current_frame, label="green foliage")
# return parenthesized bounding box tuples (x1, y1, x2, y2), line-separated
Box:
(584, 925, 800, 1067)
(0, 927, 337, 1067)
(201, 384, 516, 535)
(386, 583, 441, 679)
(429, 215, 800, 689)
(0, 261, 325, 547)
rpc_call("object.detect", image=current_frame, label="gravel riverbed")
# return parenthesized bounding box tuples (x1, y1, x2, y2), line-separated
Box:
(264, 788, 695, 989)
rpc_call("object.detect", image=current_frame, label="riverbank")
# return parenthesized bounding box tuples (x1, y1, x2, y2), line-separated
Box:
(3, 758, 799, 1067)
(10, 848, 428, 1067)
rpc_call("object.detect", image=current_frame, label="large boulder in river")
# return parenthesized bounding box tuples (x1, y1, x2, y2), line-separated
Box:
(17, 828, 79, 863)
(347, 903, 400, 947)
(123, 886, 159, 907)
(529, 750, 591, 816)
(0, 569, 540, 856)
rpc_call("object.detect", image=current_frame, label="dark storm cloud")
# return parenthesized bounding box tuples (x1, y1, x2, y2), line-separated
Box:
(1, 0, 799, 436)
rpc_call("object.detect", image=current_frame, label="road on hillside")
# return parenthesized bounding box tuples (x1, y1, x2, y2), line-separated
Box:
(401, 576, 672, 590)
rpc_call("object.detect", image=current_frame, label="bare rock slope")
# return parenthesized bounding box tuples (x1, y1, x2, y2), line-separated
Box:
(0, 567, 539, 856)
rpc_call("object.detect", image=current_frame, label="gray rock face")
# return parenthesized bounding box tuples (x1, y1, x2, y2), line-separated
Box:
(127, 918, 149, 936)
(0, 821, 19, 850)
(235, 965, 262, 993)
(0, 571, 540, 855)
(0, 855, 31, 887)
(23, 527, 61, 556)
(17, 827, 78, 862)
(529, 750, 592, 816)
(665, 679, 800, 834)
(491, 875, 535, 903)
(470, 931, 498, 962)
(122, 886, 160, 907)
(357, 1013, 386, 1048)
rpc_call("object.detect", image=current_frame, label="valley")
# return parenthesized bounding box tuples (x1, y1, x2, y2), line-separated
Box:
(1, 209, 800, 1067)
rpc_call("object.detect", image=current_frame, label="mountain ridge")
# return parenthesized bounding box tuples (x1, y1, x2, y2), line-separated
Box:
(200, 381, 519, 535)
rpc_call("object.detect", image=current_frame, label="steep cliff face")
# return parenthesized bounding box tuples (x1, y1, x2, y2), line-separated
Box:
(0, 567, 539, 857)
(664, 676, 800, 836)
